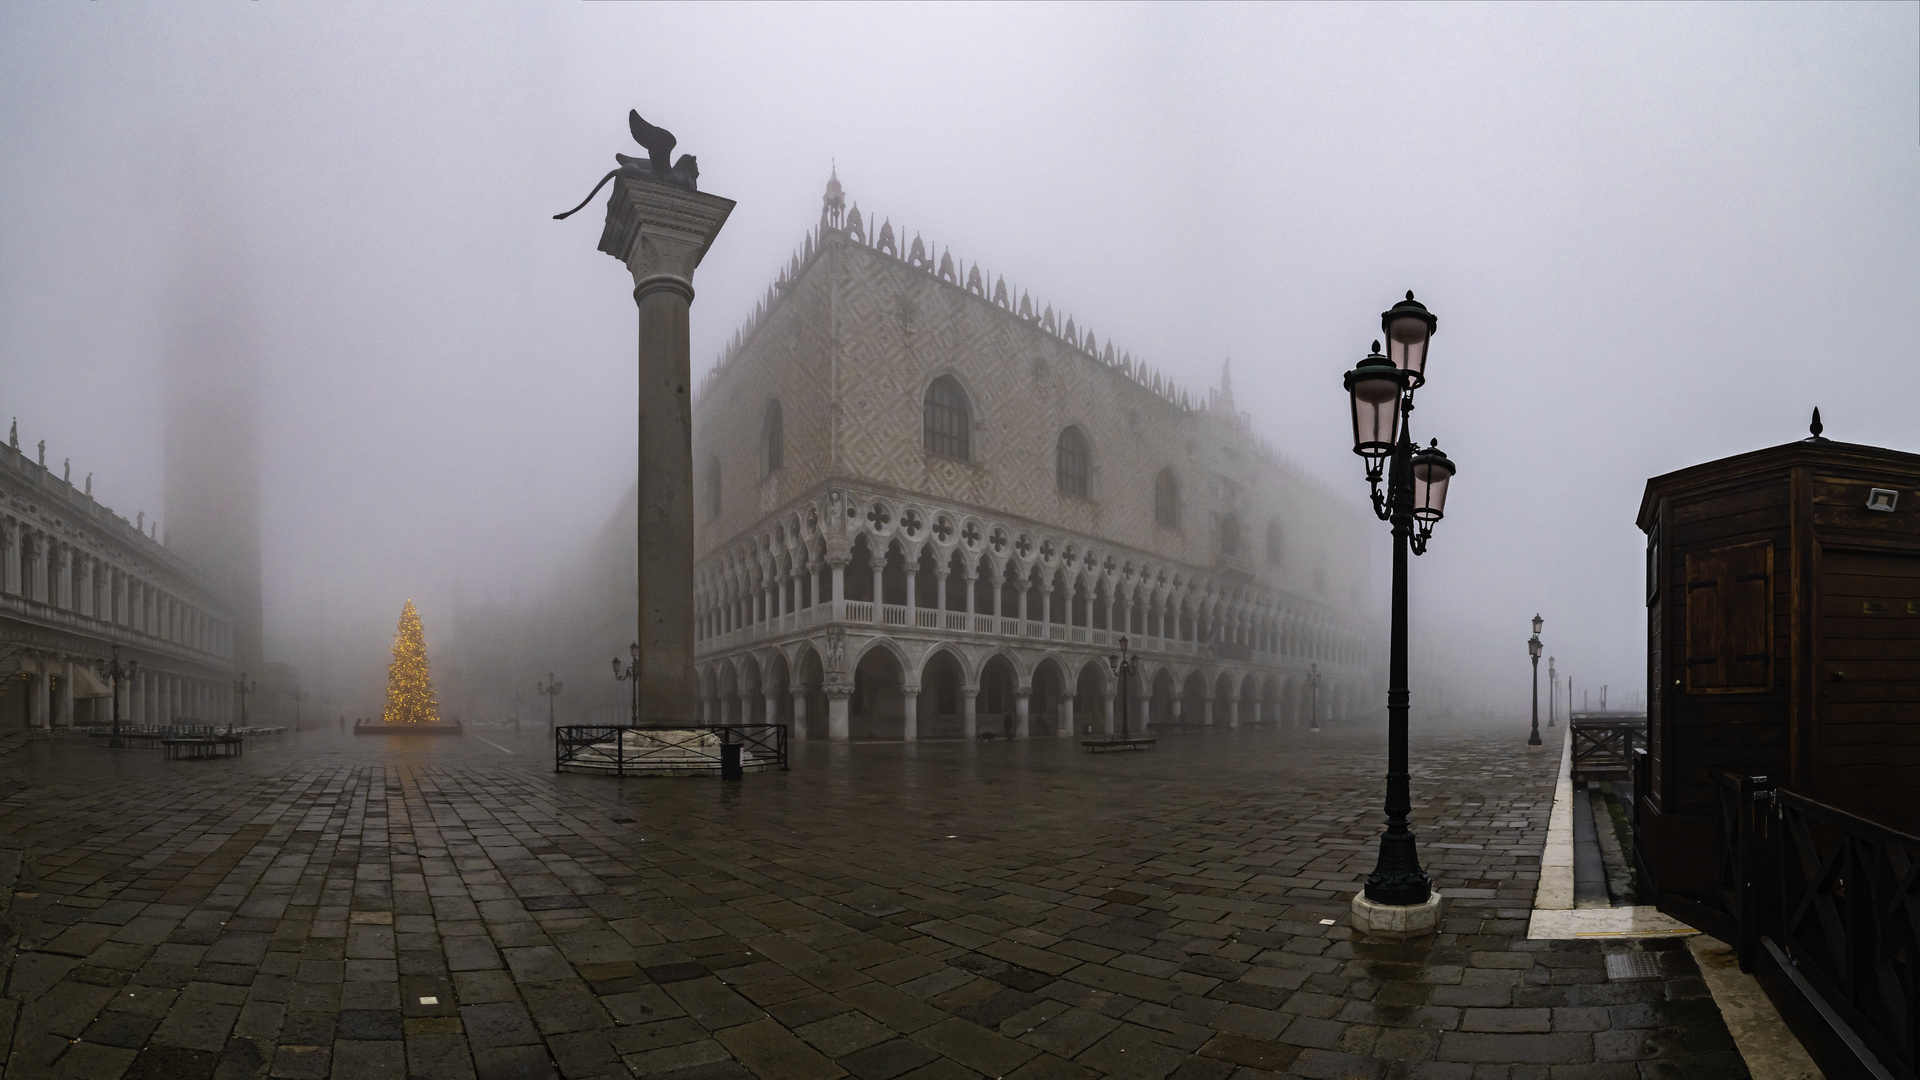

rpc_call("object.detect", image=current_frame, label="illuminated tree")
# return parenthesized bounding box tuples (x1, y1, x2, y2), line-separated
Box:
(381, 599, 440, 724)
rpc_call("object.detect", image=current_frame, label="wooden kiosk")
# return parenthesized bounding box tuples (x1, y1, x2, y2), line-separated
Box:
(1634, 421, 1920, 922)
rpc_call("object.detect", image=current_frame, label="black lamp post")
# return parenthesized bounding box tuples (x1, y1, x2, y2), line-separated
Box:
(1104, 636, 1141, 740)
(1547, 655, 1556, 729)
(1308, 663, 1321, 733)
(612, 643, 640, 727)
(1342, 291, 1458, 909)
(99, 645, 137, 749)
(537, 674, 563, 730)
(1527, 616, 1544, 747)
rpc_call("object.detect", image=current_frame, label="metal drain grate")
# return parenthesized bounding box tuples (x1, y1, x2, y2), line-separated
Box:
(1605, 952, 1661, 980)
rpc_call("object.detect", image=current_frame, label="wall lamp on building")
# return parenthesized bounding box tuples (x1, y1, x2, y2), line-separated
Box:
(1528, 616, 1545, 747)
(1104, 636, 1142, 741)
(98, 645, 137, 749)
(612, 643, 640, 727)
(1342, 291, 1457, 913)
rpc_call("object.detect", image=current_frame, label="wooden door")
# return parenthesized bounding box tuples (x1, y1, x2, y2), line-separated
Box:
(1815, 548, 1920, 831)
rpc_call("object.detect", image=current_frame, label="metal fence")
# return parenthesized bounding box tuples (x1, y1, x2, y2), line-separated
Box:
(554, 724, 788, 776)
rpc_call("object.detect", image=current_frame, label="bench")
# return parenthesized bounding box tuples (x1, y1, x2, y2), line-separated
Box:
(1082, 738, 1157, 753)
(162, 737, 244, 761)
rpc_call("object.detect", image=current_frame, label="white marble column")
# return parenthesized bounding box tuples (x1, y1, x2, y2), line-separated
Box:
(790, 688, 807, 736)
(961, 688, 977, 739)
(1101, 692, 1114, 736)
(902, 687, 918, 742)
(1060, 693, 1074, 738)
(1014, 689, 1030, 738)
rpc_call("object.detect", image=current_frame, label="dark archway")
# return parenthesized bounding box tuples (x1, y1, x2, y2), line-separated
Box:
(979, 654, 1018, 739)
(921, 648, 966, 740)
(851, 647, 904, 739)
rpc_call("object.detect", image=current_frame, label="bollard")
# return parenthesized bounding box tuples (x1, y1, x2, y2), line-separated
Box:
(720, 742, 743, 782)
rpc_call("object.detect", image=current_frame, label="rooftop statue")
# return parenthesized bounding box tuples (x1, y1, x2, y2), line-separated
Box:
(553, 110, 700, 221)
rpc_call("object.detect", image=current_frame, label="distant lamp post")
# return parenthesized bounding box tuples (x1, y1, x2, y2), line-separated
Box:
(233, 674, 257, 730)
(1342, 291, 1457, 920)
(612, 643, 640, 727)
(537, 674, 563, 730)
(99, 645, 137, 749)
(1527, 616, 1544, 747)
(1547, 656, 1556, 729)
(1308, 663, 1322, 733)
(1104, 636, 1142, 740)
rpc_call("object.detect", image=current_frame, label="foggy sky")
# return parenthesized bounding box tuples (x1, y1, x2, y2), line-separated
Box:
(3, 3, 1915, 716)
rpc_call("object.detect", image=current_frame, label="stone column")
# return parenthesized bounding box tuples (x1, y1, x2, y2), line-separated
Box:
(905, 568, 917, 622)
(902, 687, 918, 742)
(1225, 693, 1239, 729)
(762, 690, 778, 726)
(1203, 695, 1215, 727)
(827, 690, 850, 741)
(1060, 693, 1075, 738)
(870, 561, 884, 621)
(1101, 691, 1114, 735)
(1017, 578, 1028, 627)
(964, 573, 976, 623)
(961, 688, 977, 739)
(790, 688, 807, 736)
(934, 569, 948, 618)
(1173, 697, 1184, 727)
(830, 559, 846, 620)
(599, 165, 733, 724)
(55, 658, 74, 727)
(1014, 689, 1030, 738)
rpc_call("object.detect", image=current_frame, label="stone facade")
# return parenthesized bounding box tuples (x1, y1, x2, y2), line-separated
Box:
(689, 176, 1381, 741)
(0, 433, 236, 731)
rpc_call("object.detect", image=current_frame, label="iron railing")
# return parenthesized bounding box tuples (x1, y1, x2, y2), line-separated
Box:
(555, 724, 788, 776)
(1707, 772, 1920, 1080)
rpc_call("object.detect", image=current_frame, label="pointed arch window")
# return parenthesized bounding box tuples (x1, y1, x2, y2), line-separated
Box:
(1220, 512, 1243, 558)
(924, 376, 971, 460)
(1155, 468, 1181, 530)
(762, 399, 784, 475)
(1056, 426, 1088, 497)
(1266, 519, 1283, 566)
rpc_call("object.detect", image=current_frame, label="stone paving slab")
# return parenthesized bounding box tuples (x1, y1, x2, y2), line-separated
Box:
(0, 724, 1748, 1079)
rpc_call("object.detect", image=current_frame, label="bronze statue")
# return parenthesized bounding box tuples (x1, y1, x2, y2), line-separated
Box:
(554, 110, 700, 220)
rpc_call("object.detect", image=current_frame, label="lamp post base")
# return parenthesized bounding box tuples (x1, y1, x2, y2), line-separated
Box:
(1350, 890, 1444, 941)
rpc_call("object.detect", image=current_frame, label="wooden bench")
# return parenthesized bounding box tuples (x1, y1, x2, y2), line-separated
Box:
(1082, 738, 1157, 753)
(162, 737, 243, 761)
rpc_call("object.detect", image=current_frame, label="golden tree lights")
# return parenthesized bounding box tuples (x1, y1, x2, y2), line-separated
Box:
(381, 600, 440, 725)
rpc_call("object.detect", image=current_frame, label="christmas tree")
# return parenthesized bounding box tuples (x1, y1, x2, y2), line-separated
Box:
(381, 599, 441, 724)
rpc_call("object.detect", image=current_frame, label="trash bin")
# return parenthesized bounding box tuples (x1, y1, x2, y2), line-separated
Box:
(720, 742, 743, 782)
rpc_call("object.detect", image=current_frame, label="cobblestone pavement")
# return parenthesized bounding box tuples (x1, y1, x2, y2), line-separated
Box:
(0, 724, 1747, 1080)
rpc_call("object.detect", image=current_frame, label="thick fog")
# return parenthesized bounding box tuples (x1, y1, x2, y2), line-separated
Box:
(3, 4, 1915, 721)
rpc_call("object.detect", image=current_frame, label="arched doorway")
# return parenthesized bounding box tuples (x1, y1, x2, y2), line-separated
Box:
(1148, 668, 1175, 730)
(921, 648, 966, 739)
(851, 646, 904, 739)
(978, 654, 1017, 738)
(1075, 660, 1108, 738)
(1181, 671, 1208, 728)
(795, 646, 827, 740)
(1030, 657, 1065, 737)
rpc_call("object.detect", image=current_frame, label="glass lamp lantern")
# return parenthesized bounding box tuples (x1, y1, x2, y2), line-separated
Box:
(1410, 440, 1455, 521)
(1528, 635, 1542, 660)
(1532, 614, 1544, 636)
(1344, 345, 1405, 459)
(1380, 291, 1437, 388)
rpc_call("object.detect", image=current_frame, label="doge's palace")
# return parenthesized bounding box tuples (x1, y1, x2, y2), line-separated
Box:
(688, 173, 1380, 741)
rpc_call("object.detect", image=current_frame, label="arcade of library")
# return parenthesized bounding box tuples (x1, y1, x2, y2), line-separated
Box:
(687, 175, 1380, 741)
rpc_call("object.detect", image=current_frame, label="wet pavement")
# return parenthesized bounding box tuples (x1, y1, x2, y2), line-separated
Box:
(0, 723, 1747, 1079)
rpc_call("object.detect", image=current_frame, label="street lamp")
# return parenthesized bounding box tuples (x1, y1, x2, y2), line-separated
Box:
(98, 645, 137, 749)
(1547, 655, 1556, 729)
(612, 643, 640, 727)
(1527, 616, 1544, 747)
(1307, 663, 1321, 733)
(1104, 636, 1142, 740)
(536, 674, 563, 730)
(1341, 291, 1457, 912)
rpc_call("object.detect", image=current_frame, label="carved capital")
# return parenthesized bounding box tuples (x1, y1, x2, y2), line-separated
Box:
(599, 175, 735, 291)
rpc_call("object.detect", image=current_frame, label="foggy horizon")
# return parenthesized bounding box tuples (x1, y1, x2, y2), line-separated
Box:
(4, 3, 1916, 721)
